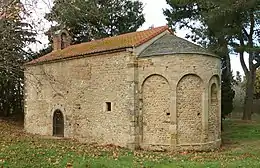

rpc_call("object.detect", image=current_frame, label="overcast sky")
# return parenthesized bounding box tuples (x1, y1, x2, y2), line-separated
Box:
(138, 0, 244, 75)
(27, 0, 244, 75)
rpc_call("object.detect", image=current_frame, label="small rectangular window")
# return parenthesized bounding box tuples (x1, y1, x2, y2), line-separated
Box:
(106, 102, 112, 111)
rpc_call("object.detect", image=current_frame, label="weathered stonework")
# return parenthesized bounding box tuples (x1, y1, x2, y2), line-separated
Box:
(25, 51, 135, 147)
(142, 75, 171, 148)
(177, 74, 203, 144)
(24, 28, 221, 151)
(136, 53, 221, 151)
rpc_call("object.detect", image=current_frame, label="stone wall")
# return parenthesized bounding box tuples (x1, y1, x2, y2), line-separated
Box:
(177, 74, 203, 144)
(24, 50, 221, 151)
(24, 51, 135, 147)
(142, 74, 171, 148)
(208, 76, 221, 141)
(137, 53, 221, 151)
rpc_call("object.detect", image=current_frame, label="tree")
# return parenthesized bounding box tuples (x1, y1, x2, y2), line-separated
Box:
(44, 0, 145, 44)
(221, 57, 235, 120)
(164, 0, 235, 121)
(231, 1, 260, 120)
(0, 0, 36, 117)
(236, 71, 242, 84)
(254, 69, 260, 99)
(164, 0, 260, 120)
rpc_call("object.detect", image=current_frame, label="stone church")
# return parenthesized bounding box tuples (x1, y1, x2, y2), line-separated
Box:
(24, 26, 221, 151)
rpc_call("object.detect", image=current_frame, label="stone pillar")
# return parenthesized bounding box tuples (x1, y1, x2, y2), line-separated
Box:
(126, 55, 139, 149)
(53, 35, 61, 51)
(170, 88, 177, 147)
(218, 79, 222, 140)
(23, 71, 29, 131)
(202, 87, 209, 142)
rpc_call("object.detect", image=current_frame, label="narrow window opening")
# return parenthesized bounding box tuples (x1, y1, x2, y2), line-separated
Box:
(211, 83, 218, 104)
(53, 109, 64, 137)
(166, 112, 170, 116)
(106, 102, 112, 111)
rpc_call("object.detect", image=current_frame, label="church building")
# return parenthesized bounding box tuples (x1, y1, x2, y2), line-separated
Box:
(24, 26, 221, 151)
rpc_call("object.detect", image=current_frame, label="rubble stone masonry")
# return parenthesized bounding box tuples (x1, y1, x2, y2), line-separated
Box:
(24, 51, 221, 151)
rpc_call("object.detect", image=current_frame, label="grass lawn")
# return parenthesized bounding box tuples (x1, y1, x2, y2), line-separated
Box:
(1, 118, 260, 168)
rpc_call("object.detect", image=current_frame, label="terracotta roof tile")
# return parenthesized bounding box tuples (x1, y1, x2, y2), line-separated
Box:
(28, 26, 169, 65)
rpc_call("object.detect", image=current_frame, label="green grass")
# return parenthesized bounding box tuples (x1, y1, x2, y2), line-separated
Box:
(1, 119, 260, 168)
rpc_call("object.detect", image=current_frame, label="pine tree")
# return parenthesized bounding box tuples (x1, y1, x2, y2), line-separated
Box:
(164, 0, 236, 120)
(0, 0, 36, 117)
(164, 0, 260, 120)
(44, 0, 145, 44)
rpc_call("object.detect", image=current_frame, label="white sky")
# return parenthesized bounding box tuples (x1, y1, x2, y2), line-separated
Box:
(26, 0, 244, 75)
(138, 0, 244, 75)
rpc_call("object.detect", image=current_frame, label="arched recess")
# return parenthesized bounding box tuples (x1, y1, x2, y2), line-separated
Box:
(61, 32, 67, 49)
(141, 74, 171, 146)
(53, 109, 64, 137)
(208, 75, 220, 141)
(59, 30, 71, 50)
(176, 74, 203, 144)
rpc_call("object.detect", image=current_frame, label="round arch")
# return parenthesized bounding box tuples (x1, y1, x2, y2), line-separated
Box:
(141, 74, 170, 91)
(208, 75, 221, 141)
(177, 73, 204, 86)
(176, 74, 203, 144)
(141, 74, 171, 147)
(53, 109, 64, 137)
(51, 104, 66, 137)
(208, 75, 220, 88)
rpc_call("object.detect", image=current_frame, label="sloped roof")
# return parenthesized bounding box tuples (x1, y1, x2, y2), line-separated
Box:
(140, 34, 217, 57)
(27, 26, 169, 65)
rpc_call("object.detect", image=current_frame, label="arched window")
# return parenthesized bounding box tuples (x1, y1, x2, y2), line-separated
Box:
(211, 83, 218, 104)
(53, 109, 64, 137)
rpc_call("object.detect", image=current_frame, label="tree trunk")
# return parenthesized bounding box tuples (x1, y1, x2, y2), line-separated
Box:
(243, 70, 255, 120)
(221, 118, 224, 131)
(225, 53, 232, 81)
(3, 102, 9, 117)
(242, 11, 256, 120)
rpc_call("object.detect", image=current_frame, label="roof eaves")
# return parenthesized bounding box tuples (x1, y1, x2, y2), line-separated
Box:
(25, 47, 132, 66)
(139, 52, 220, 58)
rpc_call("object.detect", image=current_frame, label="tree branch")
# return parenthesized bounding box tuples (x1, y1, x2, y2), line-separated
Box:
(240, 52, 249, 76)
(253, 51, 260, 69)
(238, 26, 249, 75)
(242, 27, 249, 39)
(254, 61, 260, 69)
(249, 10, 255, 40)
(248, 10, 255, 71)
